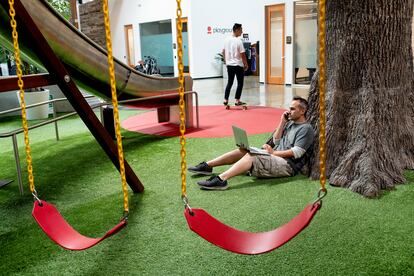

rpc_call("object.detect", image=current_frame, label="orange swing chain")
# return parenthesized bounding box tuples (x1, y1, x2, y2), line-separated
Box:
(176, 0, 188, 205)
(318, 0, 327, 194)
(8, 0, 36, 195)
(102, 0, 129, 214)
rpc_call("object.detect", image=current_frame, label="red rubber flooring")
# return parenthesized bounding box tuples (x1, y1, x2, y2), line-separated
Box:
(122, 105, 286, 138)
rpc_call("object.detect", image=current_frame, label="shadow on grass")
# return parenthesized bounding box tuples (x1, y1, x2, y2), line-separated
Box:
(188, 172, 304, 193)
(0, 120, 151, 225)
(227, 175, 301, 191)
(0, 192, 145, 274)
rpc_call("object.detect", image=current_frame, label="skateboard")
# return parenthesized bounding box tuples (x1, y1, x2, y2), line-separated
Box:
(224, 102, 247, 110)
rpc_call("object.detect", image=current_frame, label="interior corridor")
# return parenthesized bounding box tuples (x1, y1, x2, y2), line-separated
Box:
(192, 76, 310, 109)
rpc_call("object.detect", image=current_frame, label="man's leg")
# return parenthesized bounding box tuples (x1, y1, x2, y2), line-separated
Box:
(234, 66, 245, 101)
(197, 153, 254, 190)
(188, 148, 247, 175)
(207, 148, 247, 167)
(218, 153, 254, 180)
(224, 66, 236, 103)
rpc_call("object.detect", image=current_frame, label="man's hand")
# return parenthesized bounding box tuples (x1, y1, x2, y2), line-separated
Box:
(262, 144, 274, 154)
(281, 111, 290, 122)
(243, 64, 248, 71)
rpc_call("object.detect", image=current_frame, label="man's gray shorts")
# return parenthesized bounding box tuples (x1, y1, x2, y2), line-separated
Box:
(251, 155, 293, 178)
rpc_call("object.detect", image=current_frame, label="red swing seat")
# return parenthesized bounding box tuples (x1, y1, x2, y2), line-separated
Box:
(185, 202, 321, 255)
(32, 200, 126, 251)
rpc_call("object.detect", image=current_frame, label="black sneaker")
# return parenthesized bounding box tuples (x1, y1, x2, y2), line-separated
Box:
(223, 101, 229, 106)
(188, 161, 213, 175)
(235, 101, 246, 106)
(197, 176, 228, 190)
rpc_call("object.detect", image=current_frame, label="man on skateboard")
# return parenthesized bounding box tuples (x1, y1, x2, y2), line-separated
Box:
(222, 23, 248, 108)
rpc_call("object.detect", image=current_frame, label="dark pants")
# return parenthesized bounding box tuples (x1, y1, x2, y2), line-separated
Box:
(224, 65, 244, 101)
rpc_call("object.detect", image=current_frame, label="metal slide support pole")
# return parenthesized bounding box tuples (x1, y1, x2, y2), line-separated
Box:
(11, 134, 24, 195)
(99, 104, 104, 123)
(52, 101, 60, 141)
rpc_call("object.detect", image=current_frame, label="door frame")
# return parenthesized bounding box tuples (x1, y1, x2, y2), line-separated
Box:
(266, 4, 285, 84)
(176, 17, 190, 74)
(124, 24, 135, 67)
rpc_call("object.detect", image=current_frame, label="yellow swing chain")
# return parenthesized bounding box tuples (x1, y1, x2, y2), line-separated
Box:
(102, 0, 129, 214)
(8, 0, 37, 196)
(317, 0, 327, 196)
(175, 0, 189, 207)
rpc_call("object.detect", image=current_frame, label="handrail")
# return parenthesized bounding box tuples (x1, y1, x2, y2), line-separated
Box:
(0, 95, 95, 116)
(0, 91, 199, 137)
(118, 91, 199, 128)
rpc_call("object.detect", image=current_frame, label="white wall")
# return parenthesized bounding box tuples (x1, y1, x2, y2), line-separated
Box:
(109, 0, 189, 70)
(189, 0, 263, 78)
(108, 0, 300, 82)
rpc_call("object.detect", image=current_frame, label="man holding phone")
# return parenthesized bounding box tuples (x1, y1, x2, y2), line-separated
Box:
(188, 97, 315, 190)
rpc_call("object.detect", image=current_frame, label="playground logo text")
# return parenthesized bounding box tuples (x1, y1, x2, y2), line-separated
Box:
(207, 26, 232, 35)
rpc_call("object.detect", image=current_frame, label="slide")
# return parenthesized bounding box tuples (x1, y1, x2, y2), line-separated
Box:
(0, 0, 192, 109)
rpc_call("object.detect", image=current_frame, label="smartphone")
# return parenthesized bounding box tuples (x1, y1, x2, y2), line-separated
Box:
(284, 112, 289, 120)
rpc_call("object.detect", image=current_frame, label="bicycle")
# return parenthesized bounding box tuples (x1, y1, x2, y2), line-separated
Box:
(135, 56, 160, 75)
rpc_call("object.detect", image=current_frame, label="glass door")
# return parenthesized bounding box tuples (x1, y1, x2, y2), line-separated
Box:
(140, 20, 174, 76)
(294, 1, 317, 84)
(266, 4, 285, 84)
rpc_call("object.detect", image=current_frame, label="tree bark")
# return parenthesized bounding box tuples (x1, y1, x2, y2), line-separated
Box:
(307, 0, 414, 197)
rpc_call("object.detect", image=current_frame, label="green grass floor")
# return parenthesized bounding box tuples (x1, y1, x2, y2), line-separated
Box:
(0, 109, 413, 275)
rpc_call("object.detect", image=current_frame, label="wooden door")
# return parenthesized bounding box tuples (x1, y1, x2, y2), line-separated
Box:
(266, 4, 285, 84)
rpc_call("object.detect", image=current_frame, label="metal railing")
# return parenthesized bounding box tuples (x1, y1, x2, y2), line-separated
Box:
(0, 91, 199, 194)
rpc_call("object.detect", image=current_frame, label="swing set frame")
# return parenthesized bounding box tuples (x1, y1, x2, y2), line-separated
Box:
(0, 0, 144, 193)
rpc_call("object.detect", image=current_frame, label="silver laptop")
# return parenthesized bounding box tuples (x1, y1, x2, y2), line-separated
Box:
(232, 125, 270, 155)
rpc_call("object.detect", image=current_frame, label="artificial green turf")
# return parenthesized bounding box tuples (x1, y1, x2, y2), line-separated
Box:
(0, 110, 413, 275)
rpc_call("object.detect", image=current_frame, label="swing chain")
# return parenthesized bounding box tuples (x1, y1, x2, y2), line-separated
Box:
(32, 189, 43, 206)
(318, 0, 327, 190)
(8, 0, 36, 194)
(312, 188, 327, 206)
(182, 195, 194, 216)
(102, 0, 129, 214)
(122, 210, 129, 222)
(176, 0, 188, 201)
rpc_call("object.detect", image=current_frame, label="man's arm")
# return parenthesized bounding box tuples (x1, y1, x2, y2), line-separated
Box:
(262, 144, 294, 158)
(272, 149, 294, 158)
(222, 49, 226, 64)
(241, 52, 248, 71)
(274, 126, 314, 159)
(262, 113, 289, 149)
(273, 112, 289, 140)
(237, 40, 248, 70)
(265, 124, 313, 159)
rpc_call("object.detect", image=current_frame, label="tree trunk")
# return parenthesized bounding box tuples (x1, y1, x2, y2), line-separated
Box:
(307, 0, 414, 197)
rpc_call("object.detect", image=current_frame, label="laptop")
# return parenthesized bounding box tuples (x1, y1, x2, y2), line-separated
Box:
(232, 125, 270, 155)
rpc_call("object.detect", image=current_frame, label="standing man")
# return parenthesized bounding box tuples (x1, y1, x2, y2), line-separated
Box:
(222, 23, 248, 107)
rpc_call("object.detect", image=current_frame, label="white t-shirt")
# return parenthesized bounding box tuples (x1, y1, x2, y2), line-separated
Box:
(223, 36, 245, 67)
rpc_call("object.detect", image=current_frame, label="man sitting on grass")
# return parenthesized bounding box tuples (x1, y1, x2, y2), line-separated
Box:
(188, 97, 315, 190)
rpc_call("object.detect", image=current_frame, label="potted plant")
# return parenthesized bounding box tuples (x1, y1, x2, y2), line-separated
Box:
(16, 62, 50, 120)
(215, 52, 227, 79)
(0, 46, 11, 76)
